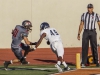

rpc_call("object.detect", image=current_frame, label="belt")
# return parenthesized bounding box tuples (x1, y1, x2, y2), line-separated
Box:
(84, 29, 96, 31)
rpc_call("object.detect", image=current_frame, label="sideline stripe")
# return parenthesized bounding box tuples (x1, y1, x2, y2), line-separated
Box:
(81, 68, 100, 69)
(50, 68, 77, 75)
(50, 68, 100, 75)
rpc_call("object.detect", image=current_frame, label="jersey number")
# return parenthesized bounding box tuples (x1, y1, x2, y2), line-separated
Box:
(50, 30, 59, 36)
(12, 28, 19, 37)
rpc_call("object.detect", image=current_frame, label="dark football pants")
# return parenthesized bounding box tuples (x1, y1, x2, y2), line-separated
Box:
(12, 43, 30, 60)
(81, 30, 98, 64)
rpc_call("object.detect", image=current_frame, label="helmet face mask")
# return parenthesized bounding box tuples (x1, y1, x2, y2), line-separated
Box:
(25, 25, 32, 32)
(22, 20, 32, 32)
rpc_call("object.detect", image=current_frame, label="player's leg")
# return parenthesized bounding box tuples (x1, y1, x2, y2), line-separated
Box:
(4, 47, 29, 70)
(90, 31, 99, 67)
(56, 41, 70, 71)
(21, 43, 34, 58)
(4, 58, 20, 69)
(21, 43, 30, 58)
(50, 44, 63, 72)
(4, 47, 21, 70)
(12, 47, 30, 64)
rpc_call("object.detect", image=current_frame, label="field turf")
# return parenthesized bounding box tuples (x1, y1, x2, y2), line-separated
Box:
(0, 65, 62, 75)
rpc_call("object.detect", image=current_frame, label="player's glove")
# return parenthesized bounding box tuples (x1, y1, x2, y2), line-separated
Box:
(30, 42, 37, 45)
(29, 45, 37, 51)
(29, 48, 36, 52)
(47, 41, 50, 45)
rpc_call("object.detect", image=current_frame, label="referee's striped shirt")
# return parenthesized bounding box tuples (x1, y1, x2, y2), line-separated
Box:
(81, 12, 100, 30)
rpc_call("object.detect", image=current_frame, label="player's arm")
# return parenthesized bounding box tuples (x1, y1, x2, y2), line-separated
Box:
(97, 22, 100, 30)
(35, 33, 46, 48)
(96, 14, 100, 40)
(23, 37, 37, 45)
(77, 13, 84, 40)
(22, 33, 37, 45)
(78, 21, 84, 35)
(97, 20, 100, 40)
(77, 21, 84, 40)
(96, 14, 100, 30)
(23, 37, 31, 45)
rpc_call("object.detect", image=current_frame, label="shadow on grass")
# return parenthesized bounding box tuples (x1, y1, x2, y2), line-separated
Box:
(34, 59, 75, 66)
(66, 62, 76, 66)
(34, 59, 56, 63)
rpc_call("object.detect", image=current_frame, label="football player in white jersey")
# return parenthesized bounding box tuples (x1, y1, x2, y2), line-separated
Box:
(35, 22, 70, 72)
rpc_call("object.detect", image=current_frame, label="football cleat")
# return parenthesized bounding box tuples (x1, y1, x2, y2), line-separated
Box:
(81, 64, 86, 68)
(4, 61, 11, 71)
(21, 60, 30, 65)
(55, 64, 63, 73)
(63, 66, 70, 71)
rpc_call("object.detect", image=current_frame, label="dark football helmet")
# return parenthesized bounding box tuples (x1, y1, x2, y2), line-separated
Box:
(22, 20, 32, 31)
(40, 22, 50, 30)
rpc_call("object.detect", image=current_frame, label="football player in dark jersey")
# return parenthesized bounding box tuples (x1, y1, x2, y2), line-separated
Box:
(4, 20, 37, 70)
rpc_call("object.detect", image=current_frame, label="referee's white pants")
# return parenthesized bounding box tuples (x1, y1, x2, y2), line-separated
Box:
(50, 41, 64, 59)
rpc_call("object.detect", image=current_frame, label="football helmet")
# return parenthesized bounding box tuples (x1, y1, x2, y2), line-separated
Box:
(40, 22, 50, 30)
(22, 20, 32, 31)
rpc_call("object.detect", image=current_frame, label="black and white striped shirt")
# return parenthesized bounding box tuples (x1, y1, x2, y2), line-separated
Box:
(81, 12, 100, 30)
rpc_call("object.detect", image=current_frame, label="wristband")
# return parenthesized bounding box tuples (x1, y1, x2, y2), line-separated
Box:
(30, 42, 37, 45)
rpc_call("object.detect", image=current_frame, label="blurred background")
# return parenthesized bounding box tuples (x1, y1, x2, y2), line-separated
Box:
(0, 0, 100, 48)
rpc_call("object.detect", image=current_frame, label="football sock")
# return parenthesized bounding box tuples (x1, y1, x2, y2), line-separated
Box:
(10, 60, 13, 64)
(62, 61, 68, 67)
(57, 61, 61, 66)
(24, 57, 26, 58)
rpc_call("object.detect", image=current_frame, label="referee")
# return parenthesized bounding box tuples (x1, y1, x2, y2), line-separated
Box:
(77, 4, 100, 67)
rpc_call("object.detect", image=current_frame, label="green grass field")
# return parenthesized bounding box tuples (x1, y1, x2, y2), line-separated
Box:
(0, 64, 98, 75)
(0, 65, 65, 75)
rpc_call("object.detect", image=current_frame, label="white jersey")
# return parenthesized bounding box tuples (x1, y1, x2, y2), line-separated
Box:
(40, 28, 62, 44)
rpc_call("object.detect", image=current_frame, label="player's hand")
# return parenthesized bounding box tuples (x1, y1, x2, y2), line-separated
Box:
(29, 47, 37, 52)
(29, 45, 36, 51)
(47, 41, 50, 45)
(77, 34, 80, 40)
(29, 48, 36, 51)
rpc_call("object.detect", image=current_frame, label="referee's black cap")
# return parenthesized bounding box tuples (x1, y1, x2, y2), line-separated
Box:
(87, 4, 93, 8)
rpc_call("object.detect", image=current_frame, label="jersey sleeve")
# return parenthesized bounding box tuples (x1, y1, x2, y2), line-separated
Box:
(40, 30, 47, 36)
(96, 13, 100, 22)
(40, 30, 48, 40)
(21, 32, 28, 38)
(81, 13, 84, 22)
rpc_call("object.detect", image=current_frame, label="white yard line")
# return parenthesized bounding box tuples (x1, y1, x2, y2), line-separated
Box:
(0, 67, 57, 70)
(50, 68, 77, 75)
(31, 68, 57, 70)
